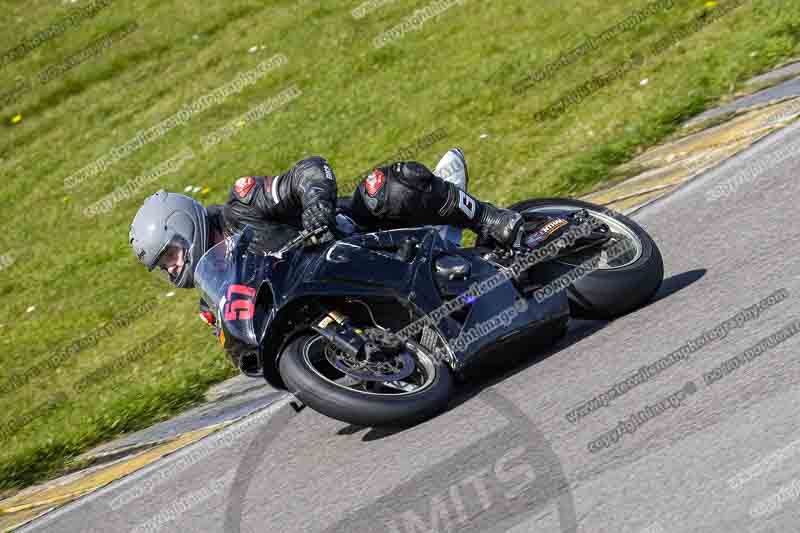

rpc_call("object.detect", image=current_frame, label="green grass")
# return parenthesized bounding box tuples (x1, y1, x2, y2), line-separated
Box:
(0, 0, 797, 491)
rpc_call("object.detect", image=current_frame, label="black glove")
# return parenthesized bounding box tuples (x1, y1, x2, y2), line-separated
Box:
(301, 199, 336, 233)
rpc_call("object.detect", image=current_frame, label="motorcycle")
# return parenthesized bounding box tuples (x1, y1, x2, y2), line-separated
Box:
(193, 198, 663, 427)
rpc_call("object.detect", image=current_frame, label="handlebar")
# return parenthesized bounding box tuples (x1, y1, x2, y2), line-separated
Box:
(273, 226, 335, 258)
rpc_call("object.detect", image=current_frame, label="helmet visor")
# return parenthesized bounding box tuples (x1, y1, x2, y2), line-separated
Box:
(152, 235, 192, 285)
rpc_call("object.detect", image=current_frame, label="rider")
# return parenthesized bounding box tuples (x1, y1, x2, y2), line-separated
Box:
(129, 149, 541, 374)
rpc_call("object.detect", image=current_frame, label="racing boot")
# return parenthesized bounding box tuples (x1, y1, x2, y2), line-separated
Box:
(436, 182, 523, 249)
(474, 203, 524, 248)
(437, 184, 581, 252)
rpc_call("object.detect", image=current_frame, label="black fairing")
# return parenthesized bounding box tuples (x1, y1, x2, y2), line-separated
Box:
(216, 227, 570, 390)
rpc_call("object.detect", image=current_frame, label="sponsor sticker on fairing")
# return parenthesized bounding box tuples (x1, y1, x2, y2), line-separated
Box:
(525, 218, 568, 248)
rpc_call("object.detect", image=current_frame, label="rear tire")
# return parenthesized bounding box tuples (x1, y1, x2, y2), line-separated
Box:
(279, 334, 453, 427)
(509, 198, 663, 320)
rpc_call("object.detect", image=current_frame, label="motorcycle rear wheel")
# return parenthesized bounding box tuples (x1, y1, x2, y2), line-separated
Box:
(279, 333, 453, 427)
(509, 198, 663, 320)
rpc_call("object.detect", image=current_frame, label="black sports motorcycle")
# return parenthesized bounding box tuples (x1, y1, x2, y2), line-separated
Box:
(194, 199, 663, 427)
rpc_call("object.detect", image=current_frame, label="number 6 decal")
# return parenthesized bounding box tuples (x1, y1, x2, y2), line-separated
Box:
(457, 190, 476, 219)
(224, 284, 256, 321)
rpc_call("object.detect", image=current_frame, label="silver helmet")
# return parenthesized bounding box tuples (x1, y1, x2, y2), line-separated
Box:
(129, 190, 209, 289)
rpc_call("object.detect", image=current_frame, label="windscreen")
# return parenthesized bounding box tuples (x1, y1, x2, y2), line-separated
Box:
(193, 233, 241, 318)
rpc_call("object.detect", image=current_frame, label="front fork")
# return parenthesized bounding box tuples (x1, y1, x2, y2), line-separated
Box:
(309, 309, 445, 370)
(310, 310, 367, 359)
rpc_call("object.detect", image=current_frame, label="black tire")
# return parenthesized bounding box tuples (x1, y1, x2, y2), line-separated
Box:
(279, 334, 454, 427)
(509, 198, 664, 320)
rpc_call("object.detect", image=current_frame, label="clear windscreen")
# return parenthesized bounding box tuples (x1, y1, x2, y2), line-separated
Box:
(194, 233, 241, 317)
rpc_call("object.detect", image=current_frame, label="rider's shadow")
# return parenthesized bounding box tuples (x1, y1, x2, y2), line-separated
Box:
(342, 269, 706, 440)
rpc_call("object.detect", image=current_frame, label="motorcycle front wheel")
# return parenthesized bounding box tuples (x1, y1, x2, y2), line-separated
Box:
(278, 333, 453, 427)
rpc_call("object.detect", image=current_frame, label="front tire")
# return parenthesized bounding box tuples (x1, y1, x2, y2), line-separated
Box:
(279, 334, 453, 427)
(509, 198, 663, 320)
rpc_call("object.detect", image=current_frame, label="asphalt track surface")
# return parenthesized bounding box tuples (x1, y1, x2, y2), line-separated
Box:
(21, 121, 800, 532)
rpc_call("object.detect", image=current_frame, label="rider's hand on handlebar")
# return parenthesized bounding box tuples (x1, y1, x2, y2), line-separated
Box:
(301, 200, 337, 247)
(305, 228, 336, 247)
(302, 200, 336, 233)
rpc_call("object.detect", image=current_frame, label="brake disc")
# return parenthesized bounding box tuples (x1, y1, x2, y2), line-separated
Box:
(323, 338, 416, 382)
